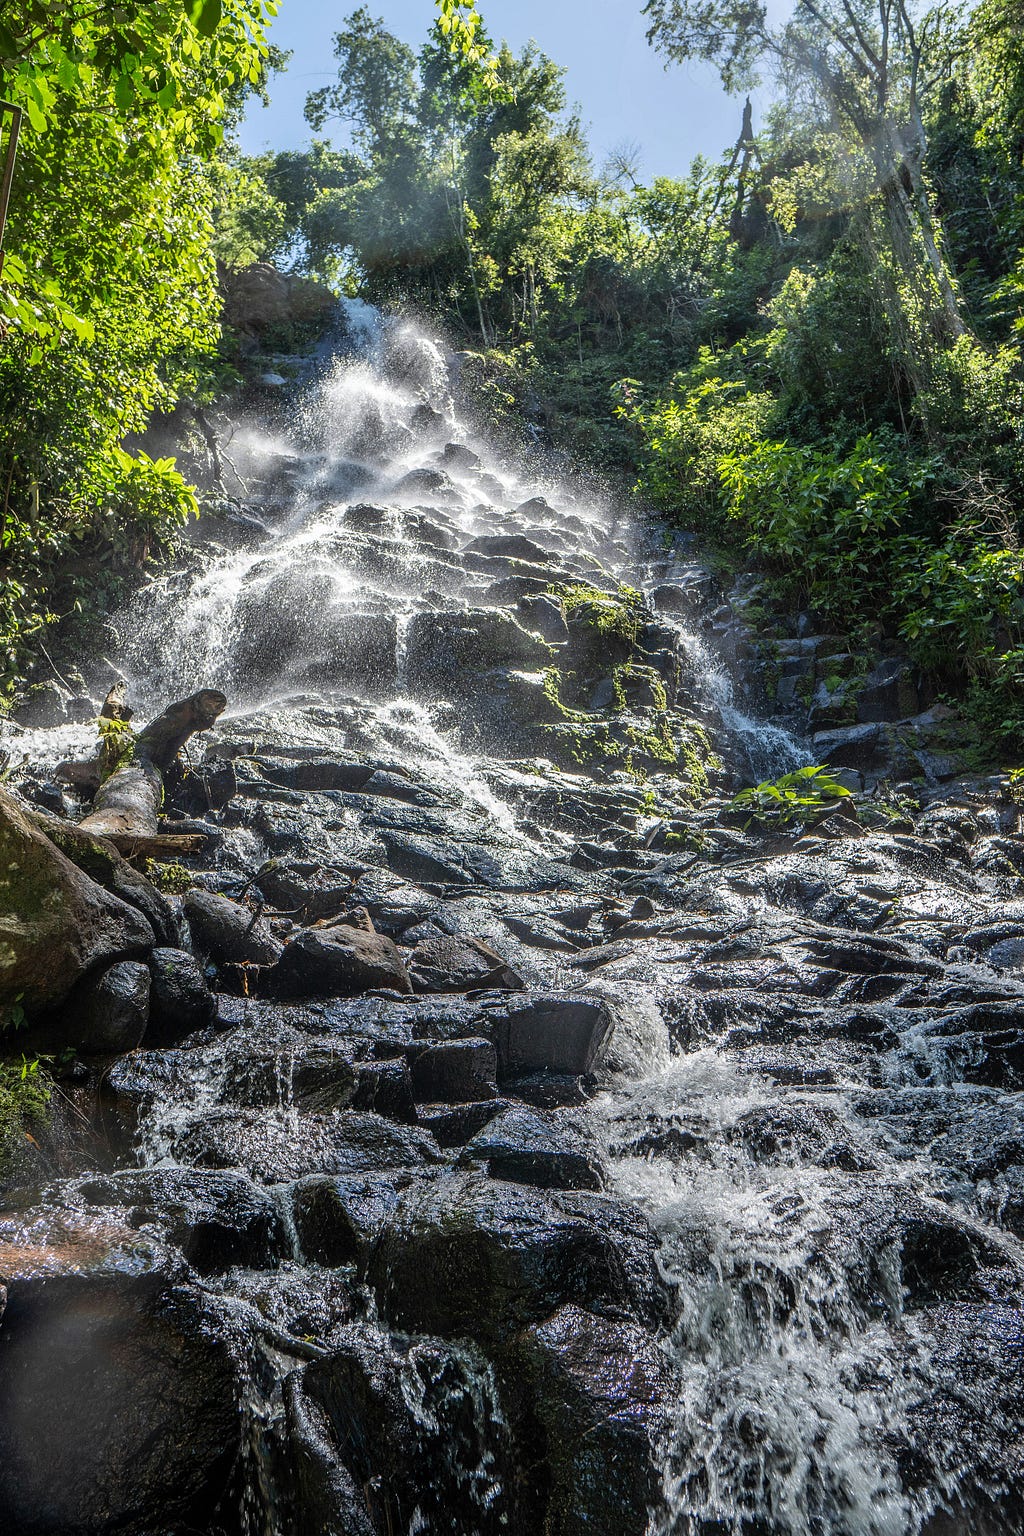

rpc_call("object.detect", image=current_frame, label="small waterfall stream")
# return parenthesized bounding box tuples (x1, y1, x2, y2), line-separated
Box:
(5, 301, 1024, 1536)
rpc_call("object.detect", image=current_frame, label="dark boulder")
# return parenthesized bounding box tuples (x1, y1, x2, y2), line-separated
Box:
(174, 1108, 444, 1184)
(292, 1175, 404, 1268)
(484, 993, 616, 1079)
(368, 1171, 662, 1341)
(508, 1304, 674, 1535)
(272, 921, 413, 999)
(408, 1037, 498, 1103)
(0, 1209, 243, 1535)
(408, 932, 524, 993)
(459, 1105, 604, 1191)
(148, 947, 218, 1042)
(74, 1167, 286, 1274)
(284, 1327, 515, 1536)
(48, 959, 152, 1056)
(183, 889, 281, 967)
(0, 786, 153, 1015)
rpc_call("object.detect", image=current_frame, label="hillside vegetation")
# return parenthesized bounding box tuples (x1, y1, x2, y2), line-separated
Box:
(2, 1, 1024, 754)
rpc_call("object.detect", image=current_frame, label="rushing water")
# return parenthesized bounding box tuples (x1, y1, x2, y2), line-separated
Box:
(7, 301, 1023, 1536)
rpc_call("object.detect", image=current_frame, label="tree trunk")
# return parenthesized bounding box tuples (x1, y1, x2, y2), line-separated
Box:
(71, 689, 227, 857)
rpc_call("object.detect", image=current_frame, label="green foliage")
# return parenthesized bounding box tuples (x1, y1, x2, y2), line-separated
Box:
(728, 765, 853, 828)
(0, 1055, 51, 1178)
(97, 715, 137, 781)
(0, 0, 274, 690)
(718, 434, 927, 625)
(616, 359, 774, 525)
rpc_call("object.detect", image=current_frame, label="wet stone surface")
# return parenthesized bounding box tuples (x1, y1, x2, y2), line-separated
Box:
(4, 317, 1024, 1536)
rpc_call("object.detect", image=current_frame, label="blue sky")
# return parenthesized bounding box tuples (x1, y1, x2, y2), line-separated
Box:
(239, 0, 783, 180)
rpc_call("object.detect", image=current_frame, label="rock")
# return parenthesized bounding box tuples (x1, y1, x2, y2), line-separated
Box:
(484, 994, 616, 1079)
(464, 533, 553, 564)
(11, 681, 68, 728)
(183, 889, 282, 967)
(408, 932, 524, 993)
(416, 1099, 511, 1147)
(292, 1175, 403, 1268)
(66, 959, 151, 1055)
(408, 1038, 498, 1103)
(856, 656, 920, 723)
(0, 787, 154, 1014)
(368, 1172, 662, 1341)
(30, 812, 179, 947)
(0, 1209, 243, 1535)
(440, 441, 480, 470)
(147, 947, 218, 1042)
(405, 609, 551, 695)
(174, 1108, 443, 1184)
(460, 1105, 604, 1191)
(273, 922, 413, 999)
(393, 466, 459, 500)
(811, 722, 885, 771)
(509, 1305, 674, 1535)
(518, 592, 570, 642)
(284, 1326, 515, 1536)
(74, 1168, 286, 1273)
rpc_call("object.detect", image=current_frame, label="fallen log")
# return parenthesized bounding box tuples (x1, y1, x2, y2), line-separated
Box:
(74, 689, 227, 851)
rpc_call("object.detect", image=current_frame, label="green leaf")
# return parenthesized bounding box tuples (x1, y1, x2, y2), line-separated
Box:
(191, 0, 223, 39)
(0, 21, 19, 57)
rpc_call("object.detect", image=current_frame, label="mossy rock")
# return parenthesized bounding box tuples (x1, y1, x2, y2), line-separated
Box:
(0, 787, 153, 1015)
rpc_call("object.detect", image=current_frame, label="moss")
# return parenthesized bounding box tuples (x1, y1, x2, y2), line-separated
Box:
(548, 581, 645, 645)
(145, 860, 196, 895)
(0, 1058, 52, 1179)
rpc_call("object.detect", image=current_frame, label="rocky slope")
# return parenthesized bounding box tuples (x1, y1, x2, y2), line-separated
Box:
(1, 315, 1024, 1536)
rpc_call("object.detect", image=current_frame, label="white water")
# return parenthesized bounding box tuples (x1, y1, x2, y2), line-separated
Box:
(20, 302, 994, 1536)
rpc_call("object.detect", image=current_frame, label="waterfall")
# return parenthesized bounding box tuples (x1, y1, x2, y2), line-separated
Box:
(6, 300, 1024, 1536)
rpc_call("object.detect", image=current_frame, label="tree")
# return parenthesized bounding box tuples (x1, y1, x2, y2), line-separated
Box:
(0, 0, 276, 690)
(642, 0, 968, 338)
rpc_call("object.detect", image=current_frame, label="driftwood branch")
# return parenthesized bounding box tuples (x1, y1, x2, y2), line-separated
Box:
(57, 688, 227, 858)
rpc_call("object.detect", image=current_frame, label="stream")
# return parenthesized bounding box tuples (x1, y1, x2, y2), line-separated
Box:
(2, 308, 1024, 1536)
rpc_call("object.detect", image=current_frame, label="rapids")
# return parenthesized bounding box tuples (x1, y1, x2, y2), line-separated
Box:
(3, 305, 1024, 1536)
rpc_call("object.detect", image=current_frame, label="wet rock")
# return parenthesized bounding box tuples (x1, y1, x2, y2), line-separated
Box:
(11, 681, 68, 728)
(368, 1171, 662, 1341)
(29, 811, 179, 946)
(518, 592, 570, 642)
(148, 947, 218, 1042)
(464, 532, 553, 564)
(285, 1326, 515, 1536)
(484, 993, 616, 1079)
(49, 959, 151, 1056)
(0, 1209, 242, 1535)
(292, 1175, 404, 1268)
(0, 786, 154, 1014)
(898, 1303, 1024, 1525)
(175, 1107, 444, 1184)
(440, 441, 480, 471)
(184, 888, 282, 967)
(393, 466, 459, 501)
(405, 608, 551, 695)
(408, 932, 524, 993)
(416, 1099, 511, 1147)
(74, 1167, 287, 1273)
(350, 1058, 417, 1122)
(408, 1037, 498, 1103)
(273, 921, 413, 998)
(509, 1304, 674, 1535)
(460, 1105, 604, 1191)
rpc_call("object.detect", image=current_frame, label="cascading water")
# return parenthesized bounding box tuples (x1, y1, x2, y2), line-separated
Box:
(6, 298, 1024, 1536)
